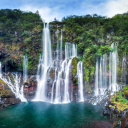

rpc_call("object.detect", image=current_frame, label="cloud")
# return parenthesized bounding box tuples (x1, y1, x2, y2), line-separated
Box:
(105, 0, 128, 17)
(4, 0, 128, 22)
(80, 1, 106, 16)
(80, 0, 128, 17)
(20, 5, 63, 22)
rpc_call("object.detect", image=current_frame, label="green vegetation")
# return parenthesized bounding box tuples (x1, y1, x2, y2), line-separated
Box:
(72, 57, 78, 84)
(0, 9, 128, 81)
(59, 14, 128, 88)
(0, 9, 43, 74)
(110, 85, 128, 111)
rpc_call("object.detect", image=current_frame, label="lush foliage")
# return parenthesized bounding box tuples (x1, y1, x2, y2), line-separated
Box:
(0, 9, 43, 73)
(60, 14, 128, 86)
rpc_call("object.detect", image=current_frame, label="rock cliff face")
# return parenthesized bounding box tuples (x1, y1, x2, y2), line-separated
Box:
(0, 9, 42, 74)
(0, 80, 21, 109)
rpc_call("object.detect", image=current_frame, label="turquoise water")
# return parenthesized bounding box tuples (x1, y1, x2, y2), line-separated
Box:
(0, 102, 109, 128)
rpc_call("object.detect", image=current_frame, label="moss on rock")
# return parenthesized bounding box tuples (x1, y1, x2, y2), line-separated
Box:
(72, 57, 78, 85)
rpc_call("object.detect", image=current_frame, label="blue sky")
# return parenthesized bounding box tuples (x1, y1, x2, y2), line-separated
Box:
(0, 0, 128, 22)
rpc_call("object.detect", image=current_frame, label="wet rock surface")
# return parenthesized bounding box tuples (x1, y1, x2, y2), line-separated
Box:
(0, 81, 21, 110)
(23, 76, 37, 100)
(0, 98, 21, 110)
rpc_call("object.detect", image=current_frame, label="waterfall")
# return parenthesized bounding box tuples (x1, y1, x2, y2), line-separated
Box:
(34, 23, 53, 101)
(60, 30, 63, 60)
(1, 73, 27, 102)
(94, 42, 119, 97)
(103, 54, 107, 90)
(77, 61, 84, 102)
(0, 62, 2, 78)
(121, 52, 126, 86)
(23, 56, 28, 82)
(65, 43, 77, 59)
(56, 29, 59, 60)
(34, 22, 77, 103)
(94, 54, 108, 96)
(63, 43, 77, 103)
(109, 43, 118, 92)
(63, 59, 72, 103)
(51, 43, 77, 104)
(51, 68, 57, 102)
(99, 57, 103, 93)
(94, 59, 99, 96)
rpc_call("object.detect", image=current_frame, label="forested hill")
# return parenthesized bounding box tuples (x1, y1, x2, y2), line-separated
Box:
(0, 9, 43, 73)
(50, 14, 128, 86)
(0, 9, 128, 80)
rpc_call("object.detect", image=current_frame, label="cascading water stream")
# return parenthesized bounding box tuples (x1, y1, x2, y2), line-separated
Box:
(0, 73, 27, 102)
(109, 43, 118, 92)
(63, 59, 72, 103)
(94, 59, 99, 96)
(56, 29, 59, 60)
(51, 43, 77, 104)
(94, 42, 119, 98)
(23, 56, 28, 82)
(60, 30, 63, 60)
(33, 22, 78, 103)
(77, 61, 84, 102)
(34, 22, 53, 101)
(121, 52, 126, 86)
(99, 57, 103, 93)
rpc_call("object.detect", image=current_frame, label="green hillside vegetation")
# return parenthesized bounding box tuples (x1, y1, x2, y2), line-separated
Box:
(0, 9, 128, 82)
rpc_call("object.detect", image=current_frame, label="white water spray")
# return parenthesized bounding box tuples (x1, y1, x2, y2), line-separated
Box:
(51, 43, 77, 104)
(34, 23, 53, 101)
(77, 61, 84, 102)
(121, 52, 126, 86)
(23, 56, 28, 82)
(95, 59, 99, 96)
(1, 73, 27, 102)
(109, 43, 118, 92)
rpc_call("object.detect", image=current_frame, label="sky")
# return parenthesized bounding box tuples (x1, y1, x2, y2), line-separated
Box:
(0, 0, 128, 22)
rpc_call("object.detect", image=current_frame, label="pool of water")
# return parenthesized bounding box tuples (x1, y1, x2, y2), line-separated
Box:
(0, 102, 111, 128)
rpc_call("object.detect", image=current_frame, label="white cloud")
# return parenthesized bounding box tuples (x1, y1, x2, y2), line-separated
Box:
(19, 0, 128, 22)
(20, 5, 62, 22)
(105, 0, 128, 17)
(81, 0, 128, 17)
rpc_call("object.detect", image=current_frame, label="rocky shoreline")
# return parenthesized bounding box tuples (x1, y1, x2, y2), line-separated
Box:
(0, 97, 20, 110)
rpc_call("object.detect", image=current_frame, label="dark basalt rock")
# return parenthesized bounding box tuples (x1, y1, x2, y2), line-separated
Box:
(118, 111, 124, 118)
(114, 106, 119, 114)
(103, 108, 112, 119)
(115, 97, 119, 102)
(0, 98, 21, 110)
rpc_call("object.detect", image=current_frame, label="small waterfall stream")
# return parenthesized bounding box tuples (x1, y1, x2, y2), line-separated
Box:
(60, 30, 63, 60)
(94, 42, 119, 97)
(95, 59, 99, 96)
(121, 52, 126, 86)
(34, 23, 53, 101)
(51, 43, 77, 104)
(77, 61, 84, 102)
(23, 56, 28, 82)
(1, 73, 26, 102)
(109, 43, 118, 92)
